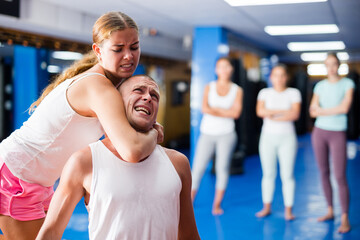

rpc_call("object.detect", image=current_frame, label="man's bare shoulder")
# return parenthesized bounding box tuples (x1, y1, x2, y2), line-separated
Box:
(163, 147, 188, 162)
(63, 146, 93, 179)
(162, 147, 191, 179)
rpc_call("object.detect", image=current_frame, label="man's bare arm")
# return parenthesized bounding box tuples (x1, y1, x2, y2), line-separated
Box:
(165, 148, 201, 240)
(36, 148, 92, 240)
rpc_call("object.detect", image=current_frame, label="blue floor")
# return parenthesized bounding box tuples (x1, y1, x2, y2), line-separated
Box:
(62, 134, 360, 240)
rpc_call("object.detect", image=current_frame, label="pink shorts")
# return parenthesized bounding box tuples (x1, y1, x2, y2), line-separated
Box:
(0, 161, 54, 221)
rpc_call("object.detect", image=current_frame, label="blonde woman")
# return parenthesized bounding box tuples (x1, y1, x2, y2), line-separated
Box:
(0, 12, 162, 239)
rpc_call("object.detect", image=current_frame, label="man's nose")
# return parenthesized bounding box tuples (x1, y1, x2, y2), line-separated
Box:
(142, 92, 152, 102)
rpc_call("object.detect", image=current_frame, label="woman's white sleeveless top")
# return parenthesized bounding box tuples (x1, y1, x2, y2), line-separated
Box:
(0, 73, 105, 186)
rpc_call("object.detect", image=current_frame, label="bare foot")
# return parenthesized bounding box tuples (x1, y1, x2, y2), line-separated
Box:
(256, 203, 271, 218)
(212, 189, 225, 215)
(191, 190, 197, 203)
(212, 206, 224, 215)
(285, 207, 295, 221)
(338, 214, 351, 233)
(318, 207, 334, 222)
(256, 208, 271, 218)
(317, 213, 334, 222)
(285, 212, 295, 221)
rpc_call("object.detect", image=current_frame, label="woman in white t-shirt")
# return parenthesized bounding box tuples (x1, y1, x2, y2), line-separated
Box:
(191, 57, 243, 215)
(255, 64, 301, 220)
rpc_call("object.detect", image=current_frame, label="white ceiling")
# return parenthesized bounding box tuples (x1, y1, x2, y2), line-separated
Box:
(1, 0, 360, 63)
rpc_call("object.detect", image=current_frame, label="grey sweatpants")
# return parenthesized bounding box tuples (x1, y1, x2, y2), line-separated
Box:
(191, 132, 237, 191)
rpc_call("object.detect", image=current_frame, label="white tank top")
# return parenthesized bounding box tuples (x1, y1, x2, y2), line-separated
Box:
(87, 142, 181, 240)
(200, 81, 239, 135)
(0, 73, 105, 187)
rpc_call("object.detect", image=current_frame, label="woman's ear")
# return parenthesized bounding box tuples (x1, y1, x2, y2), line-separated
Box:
(92, 43, 102, 62)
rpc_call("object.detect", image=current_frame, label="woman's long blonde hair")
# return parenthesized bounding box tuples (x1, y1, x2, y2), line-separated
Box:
(29, 11, 139, 113)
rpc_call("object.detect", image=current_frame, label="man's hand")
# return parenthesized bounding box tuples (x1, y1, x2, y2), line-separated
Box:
(153, 122, 164, 144)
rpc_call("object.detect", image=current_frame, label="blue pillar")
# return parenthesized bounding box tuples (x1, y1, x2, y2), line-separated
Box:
(13, 46, 49, 130)
(190, 26, 229, 162)
(134, 64, 146, 75)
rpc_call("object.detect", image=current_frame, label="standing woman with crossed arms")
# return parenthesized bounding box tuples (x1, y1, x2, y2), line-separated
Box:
(310, 52, 354, 233)
(191, 57, 243, 215)
(256, 64, 301, 220)
(0, 12, 162, 240)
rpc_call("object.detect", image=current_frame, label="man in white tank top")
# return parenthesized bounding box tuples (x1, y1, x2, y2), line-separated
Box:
(36, 75, 200, 240)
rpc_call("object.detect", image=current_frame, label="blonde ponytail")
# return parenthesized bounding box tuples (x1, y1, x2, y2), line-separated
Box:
(29, 51, 98, 113)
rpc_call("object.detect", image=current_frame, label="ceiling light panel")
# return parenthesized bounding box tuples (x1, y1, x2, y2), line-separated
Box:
(301, 52, 349, 62)
(307, 63, 349, 76)
(224, 0, 327, 7)
(265, 24, 338, 36)
(52, 51, 83, 60)
(287, 41, 345, 51)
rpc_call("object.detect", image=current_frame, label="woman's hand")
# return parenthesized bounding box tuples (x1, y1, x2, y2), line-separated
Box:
(268, 112, 285, 120)
(153, 122, 164, 144)
(309, 105, 322, 117)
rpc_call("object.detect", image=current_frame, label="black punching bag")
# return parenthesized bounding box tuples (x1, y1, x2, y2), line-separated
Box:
(0, 57, 14, 140)
(291, 70, 308, 135)
(347, 70, 360, 140)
